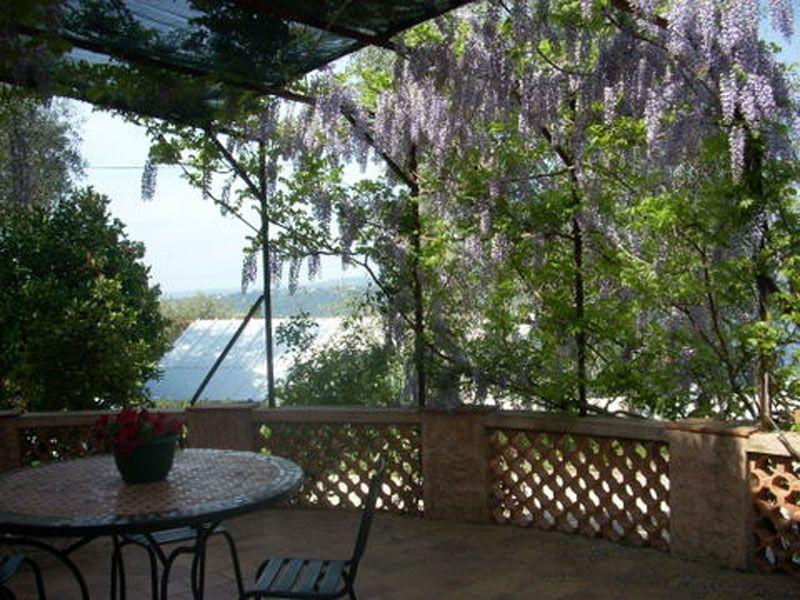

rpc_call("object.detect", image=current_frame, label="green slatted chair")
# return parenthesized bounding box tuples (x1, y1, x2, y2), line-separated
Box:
(0, 554, 45, 600)
(242, 460, 385, 600)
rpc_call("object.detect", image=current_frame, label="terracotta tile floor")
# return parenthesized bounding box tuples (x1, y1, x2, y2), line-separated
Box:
(5, 508, 799, 599)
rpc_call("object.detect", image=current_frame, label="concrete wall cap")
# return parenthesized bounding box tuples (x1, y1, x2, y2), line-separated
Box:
(422, 405, 497, 415)
(186, 402, 258, 412)
(665, 419, 759, 438)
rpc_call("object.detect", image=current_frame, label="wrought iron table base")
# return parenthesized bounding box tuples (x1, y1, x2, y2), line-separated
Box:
(0, 535, 93, 600)
(116, 522, 243, 600)
(0, 451, 300, 600)
(3, 523, 242, 600)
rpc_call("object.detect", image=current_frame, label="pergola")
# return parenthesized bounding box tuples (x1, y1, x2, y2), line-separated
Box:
(4, 0, 471, 406)
(3, 5, 800, 595)
(6, 1, 470, 124)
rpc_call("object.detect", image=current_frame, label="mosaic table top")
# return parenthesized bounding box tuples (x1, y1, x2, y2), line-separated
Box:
(0, 449, 302, 536)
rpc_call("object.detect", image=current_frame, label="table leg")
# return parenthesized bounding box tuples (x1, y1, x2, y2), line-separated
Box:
(124, 522, 228, 600)
(189, 523, 217, 600)
(158, 540, 196, 600)
(144, 539, 159, 600)
(0, 535, 91, 600)
(110, 535, 127, 600)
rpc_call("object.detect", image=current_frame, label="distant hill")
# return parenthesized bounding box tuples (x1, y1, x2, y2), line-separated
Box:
(160, 277, 370, 342)
(226, 280, 368, 317)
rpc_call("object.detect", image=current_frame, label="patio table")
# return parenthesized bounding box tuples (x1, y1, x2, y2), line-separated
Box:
(0, 448, 303, 599)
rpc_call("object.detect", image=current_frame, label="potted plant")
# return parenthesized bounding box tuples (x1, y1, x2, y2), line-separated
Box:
(93, 408, 184, 484)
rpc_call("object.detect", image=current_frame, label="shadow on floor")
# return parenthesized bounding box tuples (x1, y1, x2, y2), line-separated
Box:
(5, 508, 799, 599)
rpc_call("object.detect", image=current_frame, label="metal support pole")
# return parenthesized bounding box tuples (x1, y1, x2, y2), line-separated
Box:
(189, 295, 264, 405)
(259, 142, 276, 407)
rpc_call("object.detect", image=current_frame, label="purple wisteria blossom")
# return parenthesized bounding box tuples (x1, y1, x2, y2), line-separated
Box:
(299, 0, 795, 182)
(140, 161, 157, 202)
(241, 251, 257, 293)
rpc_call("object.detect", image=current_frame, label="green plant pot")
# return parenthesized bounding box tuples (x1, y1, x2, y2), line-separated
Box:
(113, 435, 178, 484)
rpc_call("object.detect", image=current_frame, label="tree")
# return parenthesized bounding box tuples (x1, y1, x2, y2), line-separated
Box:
(0, 188, 169, 411)
(0, 86, 84, 208)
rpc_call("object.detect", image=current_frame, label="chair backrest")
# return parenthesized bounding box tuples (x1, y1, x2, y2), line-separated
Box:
(349, 458, 386, 577)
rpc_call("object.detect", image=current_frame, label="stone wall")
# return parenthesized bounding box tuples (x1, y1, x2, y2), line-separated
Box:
(666, 421, 757, 569)
(1, 405, 797, 574)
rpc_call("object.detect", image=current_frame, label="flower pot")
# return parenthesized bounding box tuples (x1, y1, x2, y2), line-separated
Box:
(113, 435, 178, 484)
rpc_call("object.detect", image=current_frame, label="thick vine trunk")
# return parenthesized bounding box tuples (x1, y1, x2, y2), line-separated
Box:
(756, 275, 770, 425)
(744, 136, 771, 427)
(540, 119, 588, 416)
(408, 146, 426, 407)
(411, 215, 426, 408)
(572, 199, 588, 417)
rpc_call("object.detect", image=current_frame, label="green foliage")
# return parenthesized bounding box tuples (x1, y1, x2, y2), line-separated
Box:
(320, 15, 800, 421)
(0, 189, 169, 411)
(113, 6, 800, 421)
(408, 104, 800, 420)
(275, 310, 319, 355)
(0, 87, 84, 209)
(277, 315, 405, 407)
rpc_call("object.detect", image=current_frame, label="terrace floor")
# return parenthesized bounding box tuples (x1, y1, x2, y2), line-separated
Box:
(5, 508, 799, 599)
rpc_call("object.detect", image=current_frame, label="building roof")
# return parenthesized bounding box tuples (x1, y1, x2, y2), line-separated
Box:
(146, 317, 341, 402)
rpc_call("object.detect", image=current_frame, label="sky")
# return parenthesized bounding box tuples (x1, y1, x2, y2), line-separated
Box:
(71, 101, 358, 296)
(75, 103, 250, 295)
(69, 13, 799, 296)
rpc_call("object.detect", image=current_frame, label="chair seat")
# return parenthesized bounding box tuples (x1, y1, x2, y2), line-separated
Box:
(250, 557, 350, 599)
(0, 554, 25, 585)
(123, 525, 226, 546)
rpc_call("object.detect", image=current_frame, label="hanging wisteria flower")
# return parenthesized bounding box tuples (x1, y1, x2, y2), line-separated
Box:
(288, 256, 302, 294)
(729, 125, 747, 181)
(220, 175, 234, 206)
(269, 251, 283, 286)
(299, 0, 795, 184)
(307, 252, 321, 279)
(200, 166, 212, 201)
(241, 250, 258, 293)
(140, 161, 158, 202)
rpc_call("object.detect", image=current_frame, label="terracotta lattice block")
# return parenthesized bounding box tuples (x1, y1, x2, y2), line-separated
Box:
(489, 428, 670, 549)
(255, 421, 423, 515)
(749, 453, 800, 575)
(19, 426, 105, 466)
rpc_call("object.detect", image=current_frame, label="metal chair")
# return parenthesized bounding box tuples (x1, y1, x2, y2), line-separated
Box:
(115, 524, 243, 599)
(0, 554, 45, 600)
(242, 460, 386, 600)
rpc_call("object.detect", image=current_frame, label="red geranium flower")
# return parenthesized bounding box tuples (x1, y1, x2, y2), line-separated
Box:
(92, 408, 183, 454)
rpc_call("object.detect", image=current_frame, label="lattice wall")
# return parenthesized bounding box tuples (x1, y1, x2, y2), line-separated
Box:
(489, 428, 670, 549)
(750, 453, 800, 575)
(254, 421, 423, 515)
(18, 425, 105, 466)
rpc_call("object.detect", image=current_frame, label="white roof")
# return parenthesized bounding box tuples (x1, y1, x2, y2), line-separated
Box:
(146, 318, 341, 402)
